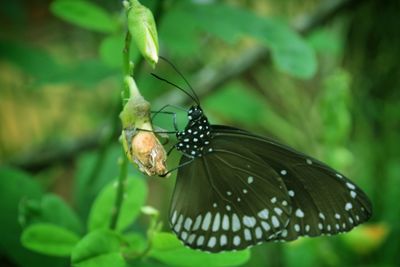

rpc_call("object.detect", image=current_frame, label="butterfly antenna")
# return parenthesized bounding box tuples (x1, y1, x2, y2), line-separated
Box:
(151, 73, 200, 105)
(159, 56, 201, 105)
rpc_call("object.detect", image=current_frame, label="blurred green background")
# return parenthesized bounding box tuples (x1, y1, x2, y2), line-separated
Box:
(0, 0, 399, 267)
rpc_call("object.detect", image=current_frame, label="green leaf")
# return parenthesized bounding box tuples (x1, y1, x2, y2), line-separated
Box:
(203, 82, 297, 141)
(150, 233, 250, 267)
(19, 194, 83, 234)
(21, 223, 80, 256)
(88, 176, 148, 231)
(0, 167, 66, 267)
(71, 229, 125, 267)
(167, 2, 316, 78)
(50, 0, 117, 33)
(121, 232, 147, 255)
(73, 145, 122, 218)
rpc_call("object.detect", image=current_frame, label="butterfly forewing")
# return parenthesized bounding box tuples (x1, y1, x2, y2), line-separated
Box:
(212, 125, 372, 241)
(170, 137, 292, 252)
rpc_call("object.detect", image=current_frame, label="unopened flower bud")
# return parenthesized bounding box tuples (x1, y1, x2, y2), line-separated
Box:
(127, 0, 159, 66)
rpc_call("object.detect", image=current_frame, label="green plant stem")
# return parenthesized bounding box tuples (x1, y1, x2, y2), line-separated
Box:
(109, 29, 134, 231)
(109, 150, 128, 230)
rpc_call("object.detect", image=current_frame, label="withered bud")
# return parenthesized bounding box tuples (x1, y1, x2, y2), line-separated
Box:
(120, 87, 168, 176)
(122, 127, 168, 176)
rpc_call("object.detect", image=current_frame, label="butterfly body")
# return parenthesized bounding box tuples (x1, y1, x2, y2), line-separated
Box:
(168, 105, 372, 253)
(175, 106, 213, 157)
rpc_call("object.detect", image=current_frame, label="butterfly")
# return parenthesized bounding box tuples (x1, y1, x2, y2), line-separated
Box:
(153, 58, 372, 253)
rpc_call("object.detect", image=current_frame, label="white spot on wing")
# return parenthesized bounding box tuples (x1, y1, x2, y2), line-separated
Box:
(232, 213, 241, 232)
(261, 221, 271, 231)
(208, 236, 217, 248)
(346, 182, 356, 190)
(243, 216, 256, 228)
(197, 235, 205, 246)
(188, 234, 196, 244)
(247, 176, 254, 184)
(220, 235, 227, 246)
(280, 170, 287, 175)
(350, 191, 357, 198)
(233, 235, 241, 246)
(244, 229, 252, 241)
(271, 216, 280, 228)
(274, 207, 283, 216)
(171, 211, 177, 224)
(184, 218, 193, 231)
(288, 190, 295, 197)
(202, 212, 212, 231)
(270, 197, 277, 203)
(345, 202, 353, 211)
(295, 209, 304, 218)
(258, 209, 269, 219)
(193, 215, 202, 230)
(212, 213, 221, 232)
(255, 227, 262, 239)
(222, 214, 230, 230)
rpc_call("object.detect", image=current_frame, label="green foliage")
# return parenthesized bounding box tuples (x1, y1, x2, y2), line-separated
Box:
(203, 82, 300, 143)
(71, 230, 125, 267)
(19, 194, 83, 234)
(21, 223, 80, 256)
(50, 0, 118, 33)
(161, 2, 316, 78)
(151, 233, 250, 267)
(88, 176, 147, 232)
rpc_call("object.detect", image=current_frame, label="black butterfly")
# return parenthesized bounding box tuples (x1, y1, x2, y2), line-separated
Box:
(153, 59, 372, 253)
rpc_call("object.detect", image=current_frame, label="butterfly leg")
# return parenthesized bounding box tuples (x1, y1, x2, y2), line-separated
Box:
(151, 110, 179, 133)
(159, 156, 195, 177)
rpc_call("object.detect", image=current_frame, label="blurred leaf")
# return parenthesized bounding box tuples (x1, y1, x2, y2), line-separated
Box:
(71, 229, 125, 267)
(73, 145, 122, 218)
(121, 232, 147, 255)
(150, 232, 250, 267)
(285, 239, 318, 267)
(0, 41, 115, 86)
(164, 2, 316, 78)
(50, 0, 117, 33)
(21, 223, 80, 256)
(203, 82, 297, 141)
(0, 167, 66, 267)
(319, 69, 352, 145)
(99, 34, 140, 68)
(341, 223, 389, 254)
(88, 176, 148, 232)
(19, 193, 83, 234)
(159, 9, 200, 56)
(0, 41, 63, 83)
(308, 28, 343, 56)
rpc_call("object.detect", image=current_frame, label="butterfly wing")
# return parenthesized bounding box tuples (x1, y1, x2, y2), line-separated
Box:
(170, 137, 292, 252)
(212, 125, 372, 241)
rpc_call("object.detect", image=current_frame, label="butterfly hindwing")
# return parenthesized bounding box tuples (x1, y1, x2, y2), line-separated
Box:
(170, 137, 292, 252)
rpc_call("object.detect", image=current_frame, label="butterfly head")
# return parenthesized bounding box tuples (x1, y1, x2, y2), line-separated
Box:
(188, 105, 203, 121)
